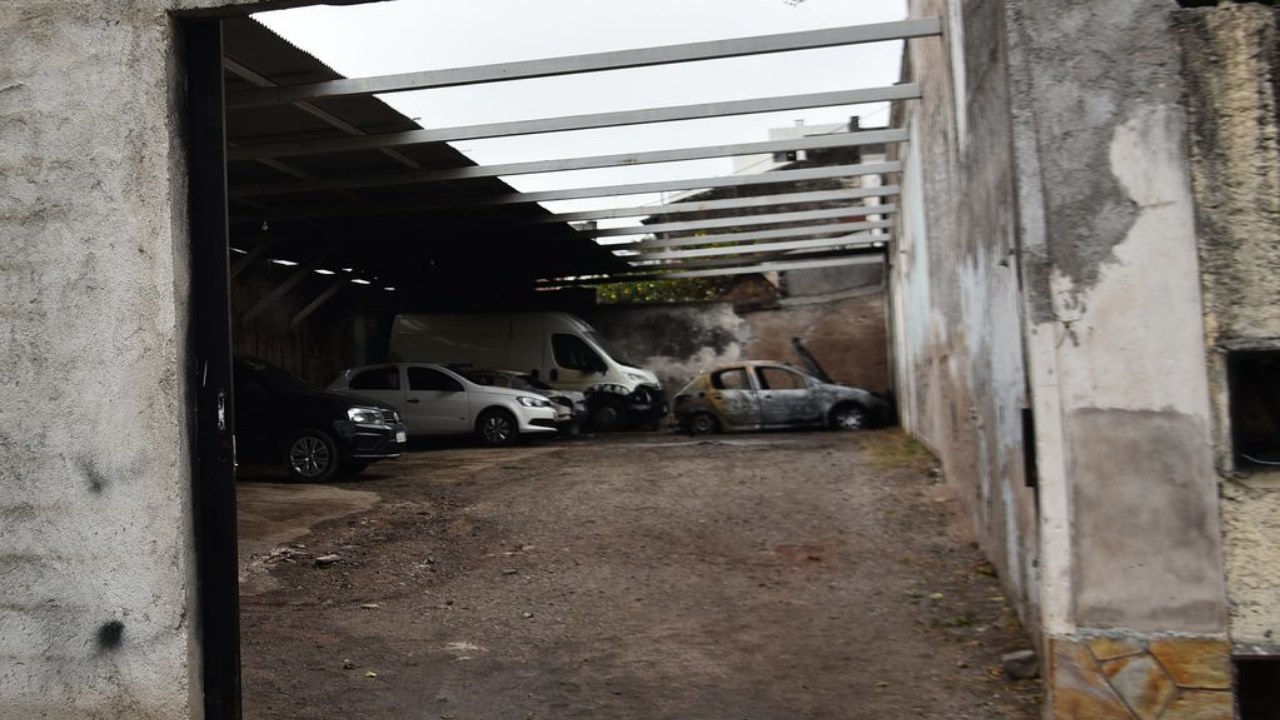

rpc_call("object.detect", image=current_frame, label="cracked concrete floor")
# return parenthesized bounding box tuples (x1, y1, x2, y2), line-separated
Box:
(237, 430, 1040, 720)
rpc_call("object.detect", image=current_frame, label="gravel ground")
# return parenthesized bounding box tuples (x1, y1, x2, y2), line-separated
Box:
(238, 429, 1041, 720)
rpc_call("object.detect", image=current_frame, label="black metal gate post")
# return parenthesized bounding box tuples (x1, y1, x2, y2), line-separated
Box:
(183, 17, 241, 720)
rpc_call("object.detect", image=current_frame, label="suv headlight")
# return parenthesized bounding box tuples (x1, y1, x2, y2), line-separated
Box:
(347, 406, 383, 424)
(517, 396, 551, 408)
(625, 372, 649, 384)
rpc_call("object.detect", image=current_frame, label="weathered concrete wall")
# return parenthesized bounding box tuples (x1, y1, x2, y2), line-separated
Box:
(896, 0, 1236, 716)
(590, 293, 889, 399)
(892, 0, 1038, 642)
(1180, 4, 1280, 654)
(784, 263, 882, 298)
(0, 3, 201, 718)
(997, 0, 1232, 716)
(0, 1, 330, 717)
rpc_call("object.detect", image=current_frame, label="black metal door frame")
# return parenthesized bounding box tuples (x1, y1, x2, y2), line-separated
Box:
(182, 17, 242, 720)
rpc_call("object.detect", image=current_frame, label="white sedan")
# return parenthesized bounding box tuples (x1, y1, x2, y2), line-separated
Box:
(328, 363, 558, 446)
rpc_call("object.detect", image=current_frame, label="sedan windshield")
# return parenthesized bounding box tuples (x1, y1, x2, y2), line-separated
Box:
(238, 357, 313, 392)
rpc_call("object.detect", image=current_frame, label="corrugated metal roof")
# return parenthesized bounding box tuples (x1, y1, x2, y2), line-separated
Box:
(222, 16, 626, 303)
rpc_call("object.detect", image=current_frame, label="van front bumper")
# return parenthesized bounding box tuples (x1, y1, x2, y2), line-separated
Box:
(626, 384, 668, 423)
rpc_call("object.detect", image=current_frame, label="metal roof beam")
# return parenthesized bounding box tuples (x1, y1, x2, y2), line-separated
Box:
(527, 187, 900, 224)
(628, 219, 894, 250)
(628, 233, 889, 261)
(224, 57, 423, 172)
(588, 205, 897, 238)
(227, 85, 920, 161)
(230, 128, 908, 197)
(490, 163, 899, 205)
(227, 19, 941, 108)
(659, 255, 884, 279)
(290, 280, 348, 328)
(630, 248, 871, 271)
(231, 163, 899, 223)
(229, 241, 273, 280)
(536, 253, 883, 286)
(241, 256, 326, 325)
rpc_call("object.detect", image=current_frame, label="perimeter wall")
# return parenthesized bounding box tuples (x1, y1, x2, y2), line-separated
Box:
(894, 1, 1242, 717)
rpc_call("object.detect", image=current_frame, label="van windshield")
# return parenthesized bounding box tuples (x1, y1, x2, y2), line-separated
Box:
(584, 330, 636, 368)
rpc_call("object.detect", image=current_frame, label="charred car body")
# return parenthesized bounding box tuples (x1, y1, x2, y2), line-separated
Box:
(673, 361, 891, 434)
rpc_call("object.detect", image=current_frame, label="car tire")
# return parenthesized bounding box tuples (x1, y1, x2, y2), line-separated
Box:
(688, 413, 720, 435)
(477, 408, 518, 447)
(588, 396, 628, 433)
(285, 430, 340, 481)
(830, 404, 867, 431)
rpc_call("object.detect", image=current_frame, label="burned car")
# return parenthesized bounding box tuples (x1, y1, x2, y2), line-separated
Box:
(673, 361, 891, 434)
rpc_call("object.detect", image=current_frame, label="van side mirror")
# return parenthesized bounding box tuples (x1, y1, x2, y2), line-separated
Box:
(529, 368, 540, 381)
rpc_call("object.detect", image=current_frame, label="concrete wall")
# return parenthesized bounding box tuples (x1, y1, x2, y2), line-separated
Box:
(896, 1, 1236, 716)
(1003, 0, 1226, 632)
(1180, 4, 1280, 654)
(0, 4, 201, 718)
(0, 1, 324, 717)
(891, 0, 1038, 637)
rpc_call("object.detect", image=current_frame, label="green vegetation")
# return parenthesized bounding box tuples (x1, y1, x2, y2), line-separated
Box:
(864, 429, 938, 471)
(595, 277, 735, 304)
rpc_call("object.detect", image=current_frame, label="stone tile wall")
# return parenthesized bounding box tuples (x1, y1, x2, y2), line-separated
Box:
(1049, 635, 1233, 720)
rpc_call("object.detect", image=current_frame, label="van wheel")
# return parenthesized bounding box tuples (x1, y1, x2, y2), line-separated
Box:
(477, 408, 518, 447)
(589, 396, 628, 433)
(286, 430, 339, 481)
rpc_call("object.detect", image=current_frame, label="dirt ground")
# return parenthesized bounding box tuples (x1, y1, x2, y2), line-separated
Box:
(237, 430, 1041, 720)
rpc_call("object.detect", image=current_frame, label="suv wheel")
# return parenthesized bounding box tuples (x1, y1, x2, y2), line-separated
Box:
(286, 430, 339, 481)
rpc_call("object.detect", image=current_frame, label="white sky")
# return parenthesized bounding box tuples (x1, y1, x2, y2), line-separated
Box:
(255, 0, 906, 229)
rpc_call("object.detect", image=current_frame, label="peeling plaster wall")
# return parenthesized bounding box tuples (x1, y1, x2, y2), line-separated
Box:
(893, 0, 1038, 635)
(893, 0, 1235, 713)
(1001, 0, 1227, 636)
(1180, 4, 1280, 652)
(995, 0, 1234, 715)
(897, 7, 1234, 715)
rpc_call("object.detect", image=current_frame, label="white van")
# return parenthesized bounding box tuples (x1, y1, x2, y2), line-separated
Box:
(387, 312, 666, 431)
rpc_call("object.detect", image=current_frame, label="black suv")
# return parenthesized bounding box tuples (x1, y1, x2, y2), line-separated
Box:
(234, 356, 407, 481)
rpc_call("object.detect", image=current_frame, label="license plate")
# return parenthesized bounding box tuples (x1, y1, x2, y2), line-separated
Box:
(396, 431, 406, 443)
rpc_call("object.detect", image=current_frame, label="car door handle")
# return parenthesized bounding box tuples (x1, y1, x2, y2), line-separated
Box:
(407, 398, 421, 404)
